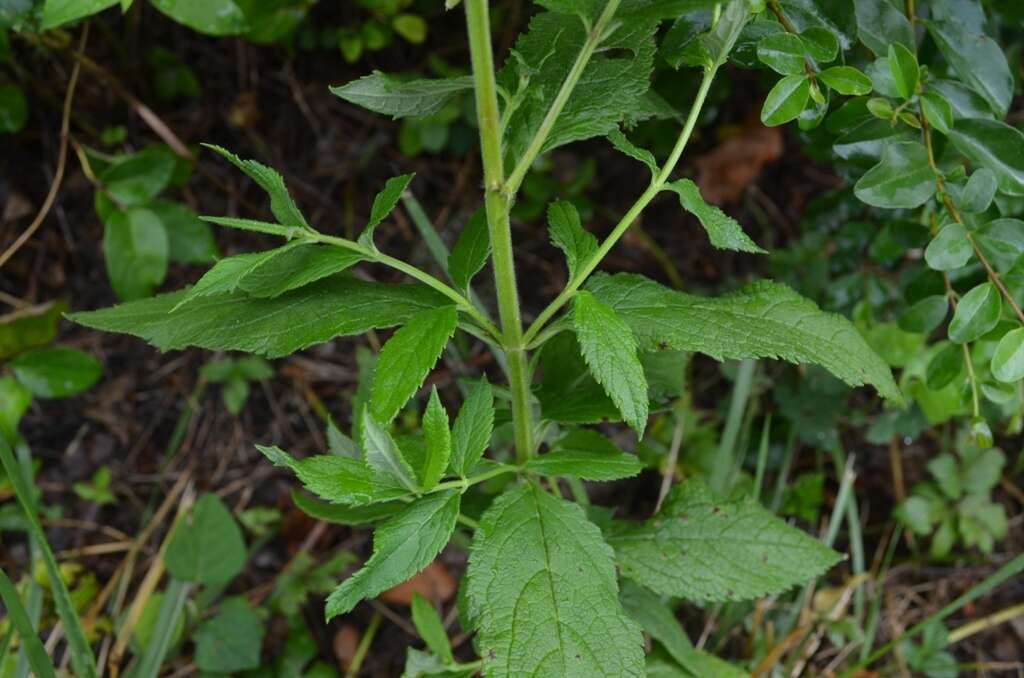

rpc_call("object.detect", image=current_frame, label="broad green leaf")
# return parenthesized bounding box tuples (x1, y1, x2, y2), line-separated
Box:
(203, 144, 309, 228)
(818, 66, 872, 96)
(548, 200, 598, 278)
(291, 489, 404, 526)
(975, 219, 1024, 272)
(411, 593, 454, 664)
(854, 141, 935, 209)
(961, 169, 999, 214)
(236, 245, 364, 298)
(466, 482, 644, 678)
(421, 387, 451, 491)
(361, 410, 419, 493)
(526, 428, 643, 481)
(925, 342, 964, 390)
(165, 493, 246, 585)
(498, 9, 659, 165)
(0, 377, 32, 439)
(330, 72, 474, 119)
(41, 0, 117, 29)
(920, 91, 953, 136)
(898, 295, 948, 334)
(760, 74, 810, 126)
(449, 378, 494, 476)
(257, 445, 408, 506)
(326, 490, 460, 619)
(149, 0, 248, 36)
(799, 26, 838, 62)
(587, 273, 900, 401)
(948, 283, 1001, 344)
(447, 209, 490, 291)
(949, 119, 1024, 197)
(69, 277, 449, 358)
(666, 179, 765, 253)
(928, 21, 1012, 117)
(0, 83, 28, 133)
(150, 201, 218, 264)
(103, 207, 169, 301)
(100, 147, 175, 206)
(853, 0, 913, 56)
(756, 32, 806, 75)
(887, 42, 918, 100)
(370, 305, 457, 423)
(608, 128, 658, 175)
(925, 223, 972, 271)
(360, 173, 415, 248)
(991, 328, 1024, 383)
(834, 118, 915, 165)
(10, 347, 102, 399)
(194, 597, 264, 673)
(609, 480, 841, 601)
(573, 291, 649, 435)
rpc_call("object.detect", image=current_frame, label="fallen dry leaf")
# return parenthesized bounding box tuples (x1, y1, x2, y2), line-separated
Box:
(379, 561, 456, 606)
(694, 122, 783, 205)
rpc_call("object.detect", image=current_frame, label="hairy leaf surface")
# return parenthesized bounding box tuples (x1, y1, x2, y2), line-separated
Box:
(526, 429, 643, 481)
(665, 179, 765, 253)
(257, 445, 409, 506)
(449, 378, 494, 476)
(548, 201, 597, 278)
(361, 410, 420, 493)
(203, 144, 309, 229)
(608, 480, 841, 601)
(586, 273, 900, 401)
(330, 72, 474, 119)
(466, 482, 644, 677)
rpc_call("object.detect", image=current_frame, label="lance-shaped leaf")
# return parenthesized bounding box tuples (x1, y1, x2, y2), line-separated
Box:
(608, 480, 842, 602)
(203, 144, 309, 229)
(421, 387, 452, 491)
(449, 378, 494, 476)
(526, 428, 643, 481)
(370, 305, 457, 423)
(665, 179, 765, 253)
(573, 291, 649, 435)
(326, 490, 460, 619)
(361, 410, 419, 493)
(330, 72, 474, 119)
(256, 445, 409, 506)
(586, 273, 900, 402)
(69, 277, 449, 358)
(465, 482, 644, 677)
(448, 209, 490, 291)
(548, 200, 597, 278)
(359, 173, 416, 248)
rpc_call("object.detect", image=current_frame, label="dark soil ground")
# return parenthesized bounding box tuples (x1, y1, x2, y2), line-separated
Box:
(1, 2, 1022, 676)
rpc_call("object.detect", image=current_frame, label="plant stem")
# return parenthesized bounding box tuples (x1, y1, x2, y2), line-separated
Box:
(523, 65, 718, 345)
(504, 0, 622, 197)
(465, 0, 534, 463)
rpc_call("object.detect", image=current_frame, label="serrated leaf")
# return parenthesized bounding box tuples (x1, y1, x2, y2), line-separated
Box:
(948, 283, 1001, 344)
(573, 291, 649, 435)
(360, 173, 415, 248)
(991, 327, 1024, 383)
(526, 428, 643, 481)
(949, 118, 1024, 197)
(535, 332, 620, 424)
(411, 593, 453, 664)
(608, 128, 658, 175)
(10, 347, 102, 399)
(421, 388, 451, 491)
(257, 445, 409, 506)
(326, 490, 460, 619)
(761, 74, 810, 126)
(609, 480, 841, 601)
(370, 305, 457, 423)
(291, 490, 403, 526)
(854, 141, 935, 209)
(449, 378, 494, 476)
(586, 273, 900, 402)
(201, 216, 303, 238)
(665, 179, 765, 253)
(361, 410, 419, 493)
(165, 494, 246, 586)
(330, 72, 474, 119)
(194, 597, 264, 673)
(818, 66, 872, 96)
(69, 277, 448, 358)
(466, 482, 644, 677)
(928, 21, 1012, 117)
(203, 144, 309, 228)
(447, 209, 490, 291)
(548, 200, 597, 278)
(103, 207, 169, 301)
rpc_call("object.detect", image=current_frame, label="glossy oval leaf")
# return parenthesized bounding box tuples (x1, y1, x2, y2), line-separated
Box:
(854, 141, 935, 209)
(102, 207, 169, 301)
(949, 118, 1024, 197)
(948, 283, 1001, 344)
(887, 42, 919, 100)
(10, 347, 102, 399)
(991, 328, 1024, 383)
(925, 223, 972, 271)
(757, 32, 807, 75)
(961, 169, 998, 214)
(818, 66, 872, 96)
(149, 0, 249, 36)
(898, 295, 948, 334)
(761, 74, 810, 126)
(920, 91, 954, 136)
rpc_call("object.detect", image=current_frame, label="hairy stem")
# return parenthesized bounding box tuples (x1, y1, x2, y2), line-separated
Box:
(465, 0, 534, 463)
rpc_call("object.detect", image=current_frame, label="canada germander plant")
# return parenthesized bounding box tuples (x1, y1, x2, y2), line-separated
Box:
(72, 0, 920, 674)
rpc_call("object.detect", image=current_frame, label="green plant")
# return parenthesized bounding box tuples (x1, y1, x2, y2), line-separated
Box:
(70, 1, 913, 673)
(200, 355, 273, 415)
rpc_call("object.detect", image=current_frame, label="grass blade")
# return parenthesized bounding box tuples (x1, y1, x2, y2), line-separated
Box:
(0, 568, 57, 678)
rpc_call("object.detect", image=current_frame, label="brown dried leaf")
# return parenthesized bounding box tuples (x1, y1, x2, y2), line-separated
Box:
(379, 561, 456, 606)
(694, 123, 783, 205)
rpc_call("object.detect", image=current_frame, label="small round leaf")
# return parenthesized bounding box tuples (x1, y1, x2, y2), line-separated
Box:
(948, 283, 1001, 344)
(818, 66, 872, 96)
(925, 223, 972, 271)
(960, 168, 998, 214)
(757, 33, 807, 75)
